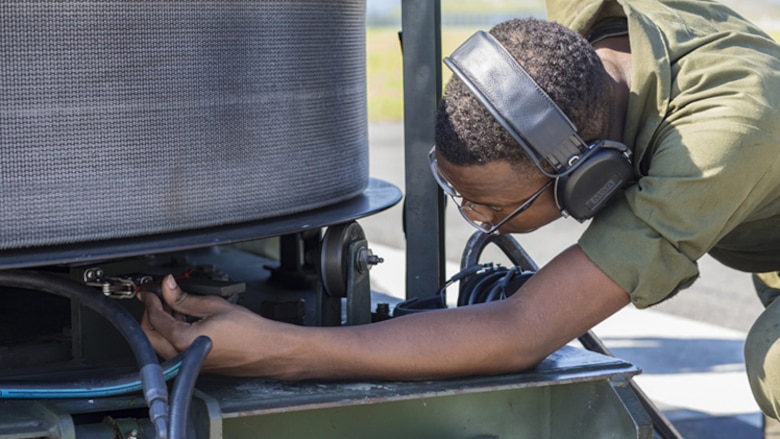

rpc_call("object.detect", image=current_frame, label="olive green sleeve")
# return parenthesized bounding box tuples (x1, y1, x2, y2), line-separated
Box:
(546, 0, 625, 34)
(550, 0, 780, 306)
(579, 121, 780, 308)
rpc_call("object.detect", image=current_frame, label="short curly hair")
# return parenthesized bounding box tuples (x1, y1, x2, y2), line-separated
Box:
(435, 18, 613, 169)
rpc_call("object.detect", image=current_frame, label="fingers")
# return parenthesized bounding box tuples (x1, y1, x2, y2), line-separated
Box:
(139, 275, 248, 369)
(160, 275, 232, 318)
(138, 291, 181, 359)
(139, 289, 198, 353)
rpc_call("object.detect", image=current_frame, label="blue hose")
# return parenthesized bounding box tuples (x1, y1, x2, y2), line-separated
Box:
(0, 357, 182, 399)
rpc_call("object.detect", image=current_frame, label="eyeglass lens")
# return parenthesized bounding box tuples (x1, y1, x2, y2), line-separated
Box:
(428, 145, 552, 234)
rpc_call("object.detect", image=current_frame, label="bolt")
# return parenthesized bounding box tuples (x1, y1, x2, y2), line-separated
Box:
(376, 302, 390, 316)
(366, 254, 384, 266)
(84, 268, 102, 282)
(356, 248, 384, 273)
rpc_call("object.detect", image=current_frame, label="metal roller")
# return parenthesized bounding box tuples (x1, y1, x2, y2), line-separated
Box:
(320, 221, 367, 297)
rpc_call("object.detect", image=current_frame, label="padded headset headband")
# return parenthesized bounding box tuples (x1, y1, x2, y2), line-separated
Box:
(443, 31, 610, 177)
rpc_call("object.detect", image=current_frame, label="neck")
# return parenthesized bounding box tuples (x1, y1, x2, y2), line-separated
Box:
(593, 35, 631, 141)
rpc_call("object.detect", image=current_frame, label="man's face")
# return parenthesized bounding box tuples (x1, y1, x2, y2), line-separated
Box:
(434, 151, 562, 234)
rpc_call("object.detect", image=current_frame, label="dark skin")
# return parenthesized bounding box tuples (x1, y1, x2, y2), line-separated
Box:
(139, 35, 633, 380)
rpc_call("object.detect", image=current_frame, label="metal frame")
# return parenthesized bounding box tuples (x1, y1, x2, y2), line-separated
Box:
(401, 0, 446, 299)
(2, 346, 651, 438)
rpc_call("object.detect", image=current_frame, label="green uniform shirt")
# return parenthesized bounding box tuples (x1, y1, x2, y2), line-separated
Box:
(547, 0, 780, 308)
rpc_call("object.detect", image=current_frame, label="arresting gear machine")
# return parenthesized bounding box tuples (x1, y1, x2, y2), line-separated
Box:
(0, 222, 656, 438)
(0, 1, 662, 437)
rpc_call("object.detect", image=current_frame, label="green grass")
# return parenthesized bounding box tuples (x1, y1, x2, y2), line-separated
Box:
(367, 27, 780, 122)
(441, 0, 543, 14)
(367, 26, 482, 121)
(366, 27, 404, 122)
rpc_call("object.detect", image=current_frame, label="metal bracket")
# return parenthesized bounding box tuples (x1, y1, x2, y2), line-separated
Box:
(344, 239, 372, 325)
(319, 221, 382, 326)
(82, 267, 152, 299)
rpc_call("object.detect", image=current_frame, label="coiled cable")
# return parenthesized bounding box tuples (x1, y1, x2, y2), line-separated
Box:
(458, 264, 534, 307)
(393, 263, 535, 315)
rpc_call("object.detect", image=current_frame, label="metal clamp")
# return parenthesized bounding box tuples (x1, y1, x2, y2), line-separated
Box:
(82, 267, 152, 299)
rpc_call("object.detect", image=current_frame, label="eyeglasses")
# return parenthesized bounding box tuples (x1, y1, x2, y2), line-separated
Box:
(428, 146, 553, 234)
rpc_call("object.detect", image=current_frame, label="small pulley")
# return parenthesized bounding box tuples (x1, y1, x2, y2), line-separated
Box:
(320, 221, 382, 297)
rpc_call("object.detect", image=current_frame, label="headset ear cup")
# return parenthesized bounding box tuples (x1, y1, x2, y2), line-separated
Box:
(555, 147, 634, 221)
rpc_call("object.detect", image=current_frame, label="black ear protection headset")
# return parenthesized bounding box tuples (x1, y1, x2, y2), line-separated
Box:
(443, 31, 635, 221)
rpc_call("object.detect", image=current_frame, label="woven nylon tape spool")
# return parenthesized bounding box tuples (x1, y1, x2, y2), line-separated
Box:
(1, 1, 368, 250)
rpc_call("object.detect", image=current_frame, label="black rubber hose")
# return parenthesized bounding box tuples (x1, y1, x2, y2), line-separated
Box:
(0, 270, 170, 439)
(168, 336, 212, 439)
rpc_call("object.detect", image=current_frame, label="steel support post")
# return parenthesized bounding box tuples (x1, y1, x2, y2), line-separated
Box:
(401, 0, 445, 300)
